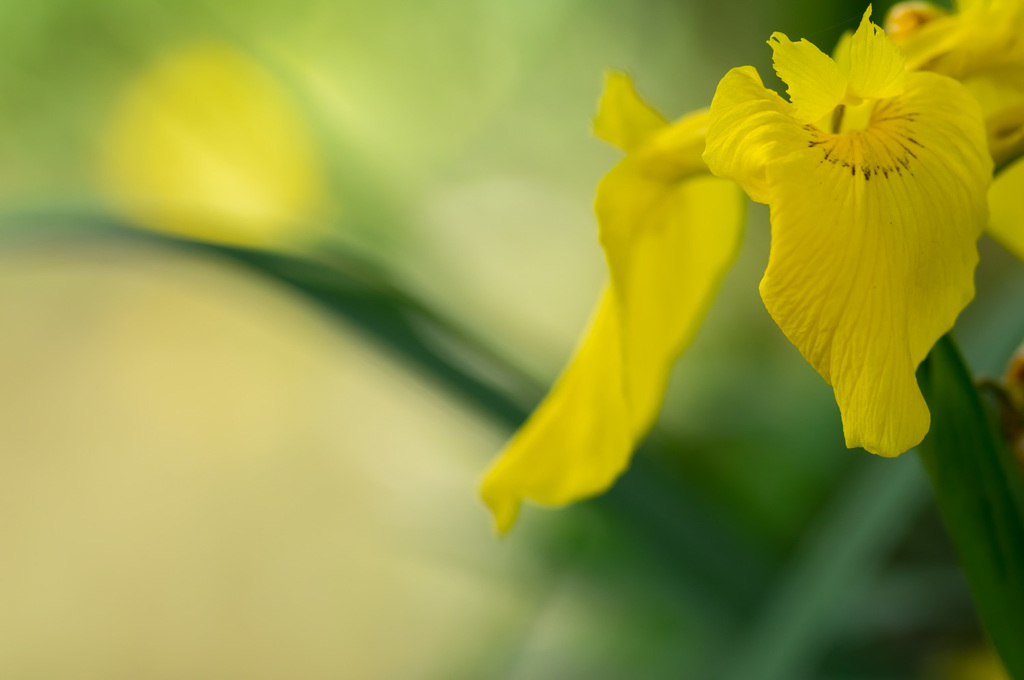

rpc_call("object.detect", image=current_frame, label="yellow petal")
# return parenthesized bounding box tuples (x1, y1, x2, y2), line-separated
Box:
(758, 71, 990, 455)
(703, 66, 808, 204)
(593, 71, 668, 153)
(845, 6, 906, 100)
(100, 44, 324, 248)
(955, 0, 993, 12)
(481, 108, 745, 533)
(479, 289, 632, 534)
(985, 100, 1024, 171)
(597, 118, 745, 431)
(768, 32, 848, 123)
(989, 156, 1024, 260)
(963, 68, 1024, 127)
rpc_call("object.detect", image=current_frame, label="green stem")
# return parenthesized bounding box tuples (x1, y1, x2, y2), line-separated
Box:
(917, 335, 1024, 679)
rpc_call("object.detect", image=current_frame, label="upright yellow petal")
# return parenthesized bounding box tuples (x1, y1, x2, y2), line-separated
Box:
(480, 89, 745, 533)
(100, 44, 324, 248)
(845, 6, 907, 100)
(769, 32, 848, 123)
(832, 30, 854, 73)
(593, 71, 668, 152)
(757, 72, 990, 455)
(479, 289, 632, 534)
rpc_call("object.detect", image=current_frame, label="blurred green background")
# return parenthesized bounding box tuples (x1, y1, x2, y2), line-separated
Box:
(0, 0, 1020, 677)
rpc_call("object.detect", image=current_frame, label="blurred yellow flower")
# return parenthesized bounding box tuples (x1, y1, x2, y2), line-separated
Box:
(885, 0, 1024, 258)
(99, 44, 325, 248)
(703, 8, 991, 455)
(479, 73, 745, 533)
(887, 0, 1024, 98)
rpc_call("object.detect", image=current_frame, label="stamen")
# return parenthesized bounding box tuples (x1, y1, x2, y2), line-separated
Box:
(831, 105, 846, 134)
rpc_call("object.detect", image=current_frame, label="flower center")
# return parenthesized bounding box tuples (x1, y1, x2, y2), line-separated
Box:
(806, 98, 923, 180)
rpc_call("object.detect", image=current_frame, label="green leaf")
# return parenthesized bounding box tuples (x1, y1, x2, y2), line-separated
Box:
(713, 453, 930, 680)
(917, 334, 1024, 678)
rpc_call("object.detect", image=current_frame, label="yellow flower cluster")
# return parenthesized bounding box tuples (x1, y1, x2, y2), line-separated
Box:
(483, 2, 1024, 533)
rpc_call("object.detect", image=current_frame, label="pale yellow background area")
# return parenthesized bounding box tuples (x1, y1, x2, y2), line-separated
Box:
(0, 239, 531, 678)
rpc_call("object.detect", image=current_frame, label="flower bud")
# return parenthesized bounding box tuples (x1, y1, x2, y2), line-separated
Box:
(999, 345, 1024, 464)
(884, 2, 947, 41)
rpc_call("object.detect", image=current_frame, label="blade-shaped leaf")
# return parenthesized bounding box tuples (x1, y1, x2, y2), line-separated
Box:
(917, 335, 1024, 678)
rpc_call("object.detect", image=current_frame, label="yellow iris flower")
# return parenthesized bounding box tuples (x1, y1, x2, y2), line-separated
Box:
(703, 7, 991, 456)
(883, 0, 1024, 259)
(481, 7, 996, 532)
(479, 74, 745, 533)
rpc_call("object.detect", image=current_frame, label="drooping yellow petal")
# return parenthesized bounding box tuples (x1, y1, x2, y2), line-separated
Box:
(480, 95, 745, 533)
(597, 116, 745, 431)
(989, 156, 1024, 260)
(769, 32, 848, 123)
(703, 66, 808, 203)
(707, 5, 992, 455)
(845, 6, 907, 100)
(593, 71, 668, 152)
(753, 72, 990, 455)
(100, 44, 324, 248)
(479, 289, 632, 534)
